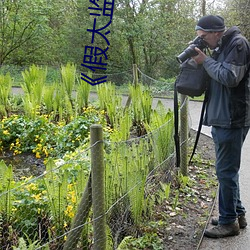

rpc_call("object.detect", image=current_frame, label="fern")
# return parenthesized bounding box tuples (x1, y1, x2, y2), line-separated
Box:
(21, 65, 47, 118)
(43, 85, 55, 114)
(43, 159, 68, 228)
(0, 73, 12, 115)
(61, 63, 76, 101)
(77, 75, 91, 110)
(0, 160, 14, 221)
(145, 100, 174, 163)
(97, 82, 122, 128)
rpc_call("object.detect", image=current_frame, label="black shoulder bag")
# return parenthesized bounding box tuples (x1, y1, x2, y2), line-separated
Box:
(175, 58, 208, 97)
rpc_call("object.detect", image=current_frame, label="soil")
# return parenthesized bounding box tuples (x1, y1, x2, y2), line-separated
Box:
(0, 152, 45, 180)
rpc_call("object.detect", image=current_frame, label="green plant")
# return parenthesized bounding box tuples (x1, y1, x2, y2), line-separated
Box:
(76, 73, 91, 110)
(0, 73, 12, 117)
(21, 65, 47, 118)
(43, 159, 69, 220)
(60, 63, 76, 102)
(43, 84, 56, 114)
(0, 115, 57, 157)
(0, 108, 103, 158)
(41, 157, 92, 248)
(145, 100, 174, 163)
(109, 109, 132, 141)
(12, 233, 50, 250)
(117, 233, 163, 250)
(157, 182, 171, 204)
(172, 190, 180, 210)
(129, 83, 153, 126)
(105, 136, 153, 229)
(12, 176, 49, 241)
(178, 173, 191, 189)
(13, 237, 39, 250)
(0, 161, 15, 222)
(96, 82, 122, 128)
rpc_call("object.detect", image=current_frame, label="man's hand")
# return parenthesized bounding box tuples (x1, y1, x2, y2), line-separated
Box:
(192, 47, 207, 64)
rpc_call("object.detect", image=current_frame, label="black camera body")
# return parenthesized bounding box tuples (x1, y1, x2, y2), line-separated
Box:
(176, 36, 208, 63)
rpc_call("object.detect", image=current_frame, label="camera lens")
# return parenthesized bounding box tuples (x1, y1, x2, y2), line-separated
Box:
(176, 37, 208, 63)
(176, 45, 198, 63)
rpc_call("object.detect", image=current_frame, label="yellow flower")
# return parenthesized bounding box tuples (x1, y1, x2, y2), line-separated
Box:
(32, 193, 42, 201)
(12, 207, 17, 212)
(65, 205, 74, 218)
(26, 183, 37, 191)
(71, 195, 76, 204)
(36, 152, 41, 159)
(3, 130, 9, 135)
(100, 110, 106, 115)
(14, 149, 22, 155)
(10, 143, 14, 150)
(43, 147, 49, 157)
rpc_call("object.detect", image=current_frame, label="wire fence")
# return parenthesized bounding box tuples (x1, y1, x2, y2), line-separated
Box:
(0, 65, 191, 249)
(0, 63, 175, 97)
(0, 117, 188, 249)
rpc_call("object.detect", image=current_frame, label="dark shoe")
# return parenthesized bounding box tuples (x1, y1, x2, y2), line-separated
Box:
(238, 215, 247, 228)
(204, 222, 240, 238)
(211, 214, 247, 229)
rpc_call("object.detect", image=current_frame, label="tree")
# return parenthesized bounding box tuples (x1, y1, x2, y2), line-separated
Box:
(0, 0, 51, 65)
(220, 0, 250, 39)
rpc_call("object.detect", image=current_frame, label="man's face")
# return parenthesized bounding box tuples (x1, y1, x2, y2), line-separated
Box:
(196, 30, 222, 49)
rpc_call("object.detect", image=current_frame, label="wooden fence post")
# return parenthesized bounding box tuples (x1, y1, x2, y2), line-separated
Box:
(63, 175, 92, 250)
(133, 64, 138, 86)
(91, 124, 106, 250)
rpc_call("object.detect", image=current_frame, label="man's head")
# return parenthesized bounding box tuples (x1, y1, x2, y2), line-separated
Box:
(195, 15, 225, 49)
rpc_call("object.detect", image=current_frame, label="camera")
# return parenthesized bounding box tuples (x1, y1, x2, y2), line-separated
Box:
(176, 36, 208, 64)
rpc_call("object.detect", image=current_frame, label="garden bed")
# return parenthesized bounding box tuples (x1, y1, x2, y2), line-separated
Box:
(0, 131, 217, 250)
(116, 130, 217, 250)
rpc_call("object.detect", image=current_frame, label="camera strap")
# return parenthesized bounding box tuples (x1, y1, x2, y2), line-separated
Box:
(174, 82, 181, 168)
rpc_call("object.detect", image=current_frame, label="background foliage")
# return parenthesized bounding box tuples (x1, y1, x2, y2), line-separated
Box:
(0, 0, 250, 81)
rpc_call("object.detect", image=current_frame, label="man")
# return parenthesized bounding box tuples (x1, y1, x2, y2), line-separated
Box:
(192, 15, 250, 238)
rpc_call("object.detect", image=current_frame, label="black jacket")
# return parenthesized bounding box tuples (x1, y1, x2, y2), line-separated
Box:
(203, 26, 250, 128)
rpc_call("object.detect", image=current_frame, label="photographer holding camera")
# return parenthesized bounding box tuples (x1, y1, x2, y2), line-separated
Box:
(192, 15, 250, 238)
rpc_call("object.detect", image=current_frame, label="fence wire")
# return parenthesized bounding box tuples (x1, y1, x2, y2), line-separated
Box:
(0, 67, 192, 249)
(0, 119, 182, 249)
